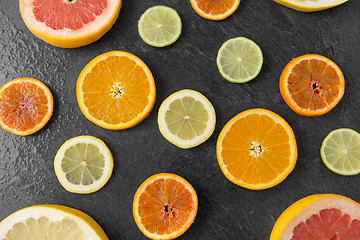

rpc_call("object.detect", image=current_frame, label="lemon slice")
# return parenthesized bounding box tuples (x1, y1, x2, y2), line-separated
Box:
(273, 0, 348, 12)
(158, 89, 216, 149)
(54, 136, 114, 194)
(0, 205, 108, 240)
(217, 37, 263, 83)
(138, 5, 182, 47)
(321, 128, 360, 176)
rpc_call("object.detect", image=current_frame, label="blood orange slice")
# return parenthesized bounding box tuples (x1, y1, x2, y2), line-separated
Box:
(270, 194, 360, 240)
(133, 173, 198, 240)
(280, 54, 345, 117)
(19, 0, 122, 48)
(0, 78, 53, 136)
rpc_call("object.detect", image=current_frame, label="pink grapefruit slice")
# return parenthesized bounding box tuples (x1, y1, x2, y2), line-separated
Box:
(19, 0, 122, 48)
(270, 194, 360, 240)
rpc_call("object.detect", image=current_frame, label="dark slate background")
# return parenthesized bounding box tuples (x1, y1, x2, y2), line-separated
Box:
(0, 0, 359, 239)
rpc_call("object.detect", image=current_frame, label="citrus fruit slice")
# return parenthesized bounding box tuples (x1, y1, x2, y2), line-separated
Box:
(320, 128, 360, 176)
(273, 0, 348, 12)
(158, 89, 216, 149)
(190, 0, 241, 20)
(138, 6, 182, 47)
(0, 205, 109, 239)
(0, 78, 53, 136)
(217, 108, 297, 190)
(133, 173, 198, 240)
(280, 54, 345, 117)
(217, 37, 263, 83)
(76, 51, 156, 130)
(54, 135, 113, 194)
(270, 194, 360, 240)
(19, 0, 122, 48)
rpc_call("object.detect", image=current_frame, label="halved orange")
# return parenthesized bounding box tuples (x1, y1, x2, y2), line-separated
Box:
(190, 0, 241, 20)
(20, 0, 122, 48)
(0, 78, 53, 136)
(76, 51, 156, 130)
(280, 54, 345, 117)
(217, 108, 297, 190)
(133, 173, 198, 240)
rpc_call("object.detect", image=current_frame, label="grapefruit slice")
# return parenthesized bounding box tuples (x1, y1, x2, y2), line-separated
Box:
(19, 0, 122, 48)
(0, 78, 53, 136)
(133, 173, 198, 239)
(270, 194, 360, 240)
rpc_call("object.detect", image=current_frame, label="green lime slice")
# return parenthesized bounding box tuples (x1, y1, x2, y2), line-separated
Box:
(320, 128, 360, 176)
(138, 5, 182, 47)
(217, 37, 263, 83)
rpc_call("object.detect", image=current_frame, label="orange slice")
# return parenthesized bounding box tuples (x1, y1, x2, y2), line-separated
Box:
(280, 54, 345, 117)
(19, 0, 122, 48)
(270, 194, 360, 240)
(76, 51, 156, 130)
(217, 108, 297, 190)
(190, 0, 241, 20)
(0, 78, 53, 136)
(133, 173, 198, 240)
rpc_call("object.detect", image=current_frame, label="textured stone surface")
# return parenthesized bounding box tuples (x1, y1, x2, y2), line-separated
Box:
(0, 0, 359, 239)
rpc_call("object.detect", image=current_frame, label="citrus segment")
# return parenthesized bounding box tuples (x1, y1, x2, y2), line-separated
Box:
(273, 0, 348, 12)
(0, 78, 53, 136)
(280, 54, 345, 116)
(158, 89, 216, 149)
(217, 37, 263, 83)
(321, 128, 360, 176)
(77, 51, 156, 130)
(0, 205, 109, 240)
(133, 173, 198, 240)
(138, 6, 182, 47)
(54, 136, 114, 194)
(217, 108, 297, 190)
(270, 194, 360, 240)
(20, 0, 122, 48)
(190, 0, 241, 20)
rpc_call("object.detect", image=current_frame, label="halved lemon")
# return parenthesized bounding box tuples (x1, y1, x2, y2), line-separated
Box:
(54, 136, 114, 194)
(273, 0, 348, 12)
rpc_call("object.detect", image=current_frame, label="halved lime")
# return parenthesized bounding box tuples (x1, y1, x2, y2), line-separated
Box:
(158, 89, 216, 149)
(320, 128, 360, 176)
(217, 37, 263, 83)
(138, 5, 182, 47)
(54, 136, 114, 194)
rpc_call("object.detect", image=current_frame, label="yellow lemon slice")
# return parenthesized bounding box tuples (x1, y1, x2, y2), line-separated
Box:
(273, 0, 348, 12)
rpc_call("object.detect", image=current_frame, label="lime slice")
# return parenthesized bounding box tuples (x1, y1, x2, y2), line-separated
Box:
(320, 128, 360, 176)
(138, 5, 182, 47)
(54, 136, 114, 194)
(217, 37, 263, 83)
(158, 89, 216, 149)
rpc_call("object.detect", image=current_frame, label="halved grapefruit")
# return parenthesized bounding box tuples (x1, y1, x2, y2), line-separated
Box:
(270, 194, 360, 240)
(19, 0, 122, 48)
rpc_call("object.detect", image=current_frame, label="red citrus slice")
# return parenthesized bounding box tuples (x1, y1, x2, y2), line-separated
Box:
(19, 0, 122, 48)
(270, 194, 360, 240)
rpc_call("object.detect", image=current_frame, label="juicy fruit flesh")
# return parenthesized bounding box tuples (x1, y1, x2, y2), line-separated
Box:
(165, 96, 209, 140)
(0, 82, 49, 132)
(221, 113, 291, 185)
(137, 178, 196, 235)
(3, 217, 84, 240)
(287, 59, 341, 111)
(62, 143, 105, 185)
(33, 0, 107, 30)
(82, 56, 150, 124)
(292, 208, 360, 239)
(195, 0, 237, 15)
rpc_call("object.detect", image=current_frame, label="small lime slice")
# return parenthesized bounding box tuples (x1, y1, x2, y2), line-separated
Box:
(217, 37, 263, 83)
(158, 89, 216, 149)
(138, 5, 182, 47)
(320, 128, 360, 176)
(54, 136, 114, 194)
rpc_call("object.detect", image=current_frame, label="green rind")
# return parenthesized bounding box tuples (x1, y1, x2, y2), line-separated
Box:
(138, 5, 182, 47)
(320, 128, 360, 176)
